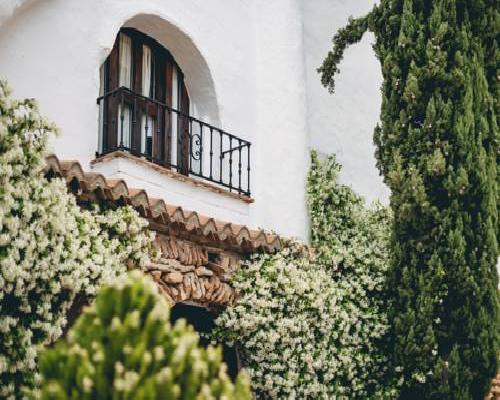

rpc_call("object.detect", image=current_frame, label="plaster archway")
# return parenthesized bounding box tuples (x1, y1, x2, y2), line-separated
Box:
(109, 13, 222, 126)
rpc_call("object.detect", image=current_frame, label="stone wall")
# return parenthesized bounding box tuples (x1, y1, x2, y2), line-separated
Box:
(146, 233, 241, 306)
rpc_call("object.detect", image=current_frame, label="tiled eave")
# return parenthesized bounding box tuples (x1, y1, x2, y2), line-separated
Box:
(44, 154, 281, 254)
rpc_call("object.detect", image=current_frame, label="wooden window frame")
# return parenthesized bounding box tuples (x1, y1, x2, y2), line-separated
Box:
(101, 28, 190, 173)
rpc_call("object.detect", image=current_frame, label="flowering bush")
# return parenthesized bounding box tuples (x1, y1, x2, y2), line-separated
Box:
(37, 271, 251, 399)
(0, 81, 154, 398)
(213, 151, 396, 398)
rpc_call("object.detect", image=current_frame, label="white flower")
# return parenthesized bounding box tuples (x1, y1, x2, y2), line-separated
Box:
(213, 152, 394, 399)
(82, 376, 93, 393)
(0, 84, 154, 397)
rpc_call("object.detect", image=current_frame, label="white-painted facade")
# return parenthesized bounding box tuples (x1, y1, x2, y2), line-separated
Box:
(0, 0, 387, 241)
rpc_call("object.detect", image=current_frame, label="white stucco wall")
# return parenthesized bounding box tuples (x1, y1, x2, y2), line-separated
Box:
(0, 0, 389, 240)
(252, 0, 309, 240)
(0, 0, 35, 26)
(302, 0, 390, 204)
(0, 0, 310, 240)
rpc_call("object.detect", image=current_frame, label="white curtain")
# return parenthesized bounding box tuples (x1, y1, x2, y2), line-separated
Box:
(119, 33, 132, 88)
(117, 33, 132, 148)
(141, 45, 154, 154)
(142, 45, 152, 97)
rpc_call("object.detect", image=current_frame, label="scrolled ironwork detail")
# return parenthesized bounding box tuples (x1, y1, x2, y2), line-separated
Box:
(190, 133, 202, 161)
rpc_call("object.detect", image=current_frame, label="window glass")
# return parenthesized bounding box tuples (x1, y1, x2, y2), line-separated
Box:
(141, 115, 154, 155)
(117, 104, 132, 148)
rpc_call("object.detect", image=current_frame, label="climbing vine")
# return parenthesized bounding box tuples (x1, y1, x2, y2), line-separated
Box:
(0, 82, 155, 398)
(214, 151, 395, 399)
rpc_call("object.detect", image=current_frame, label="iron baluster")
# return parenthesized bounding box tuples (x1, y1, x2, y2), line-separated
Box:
(209, 127, 213, 180)
(110, 91, 117, 152)
(119, 91, 124, 149)
(144, 107, 149, 156)
(219, 130, 223, 183)
(238, 139, 242, 194)
(229, 137, 233, 192)
(189, 119, 193, 173)
(247, 143, 251, 196)
(199, 122, 203, 176)
(132, 97, 137, 155)
(166, 107, 172, 167)
(102, 96, 109, 153)
(156, 103, 161, 162)
(177, 112, 182, 173)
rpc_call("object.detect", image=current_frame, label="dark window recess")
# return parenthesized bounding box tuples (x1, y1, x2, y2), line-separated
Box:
(170, 303, 240, 381)
(207, 251, 219, 264)
(97, 28, 251, 196)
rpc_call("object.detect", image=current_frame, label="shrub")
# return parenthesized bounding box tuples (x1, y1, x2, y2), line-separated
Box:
(213, 151, 394, 399)
(0, 81, 154, 397)
(37, 271, 252, 399)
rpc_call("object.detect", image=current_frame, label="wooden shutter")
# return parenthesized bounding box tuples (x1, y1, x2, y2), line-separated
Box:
(178, 73, 190, 175)
(164, 59, 174, 166)
(131, 37, 143, 155)
(104, 35, 120, 150)
(152, 52, 166, 161)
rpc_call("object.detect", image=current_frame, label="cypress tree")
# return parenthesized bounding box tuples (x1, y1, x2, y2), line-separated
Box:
(319, 1, 499, 399)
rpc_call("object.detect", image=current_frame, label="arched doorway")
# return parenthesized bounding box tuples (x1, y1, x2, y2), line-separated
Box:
(170, 303, 240, 381)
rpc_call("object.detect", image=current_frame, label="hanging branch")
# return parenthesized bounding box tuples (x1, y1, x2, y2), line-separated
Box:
(318, 13, 372, 93)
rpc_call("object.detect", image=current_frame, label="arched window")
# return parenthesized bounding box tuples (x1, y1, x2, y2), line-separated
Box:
(98, 28, 191, 173)
(97, 27, 252, 196)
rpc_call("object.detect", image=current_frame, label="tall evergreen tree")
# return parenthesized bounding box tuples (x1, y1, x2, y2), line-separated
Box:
(319, 1, 499, 399)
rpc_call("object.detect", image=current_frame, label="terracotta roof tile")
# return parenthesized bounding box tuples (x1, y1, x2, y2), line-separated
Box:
(44, 154, 281, 253)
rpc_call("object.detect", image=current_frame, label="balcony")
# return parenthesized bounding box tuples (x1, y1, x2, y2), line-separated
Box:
(97, 87, 251, 196)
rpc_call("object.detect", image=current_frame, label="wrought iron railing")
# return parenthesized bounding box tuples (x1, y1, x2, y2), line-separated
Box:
(97, 87, 251, 196)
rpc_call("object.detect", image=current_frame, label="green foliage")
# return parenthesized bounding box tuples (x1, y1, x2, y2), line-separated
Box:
(0, 81, 155, 398)
(320, 1, 499, 399)
(37, 271, 252, 400)
(214, 151, 395, 399)
(308, 151, 391, 274)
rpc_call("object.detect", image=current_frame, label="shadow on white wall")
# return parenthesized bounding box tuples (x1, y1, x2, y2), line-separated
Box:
(122, 13, 221, 126)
